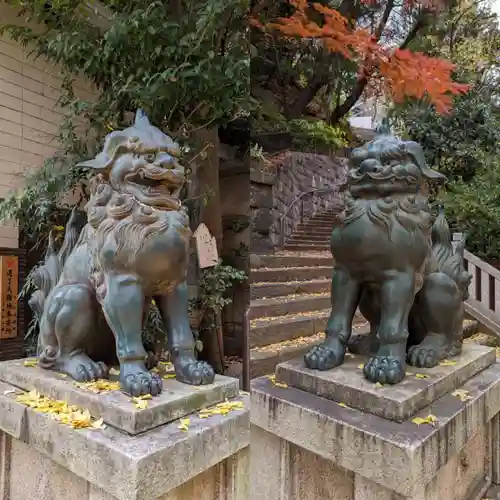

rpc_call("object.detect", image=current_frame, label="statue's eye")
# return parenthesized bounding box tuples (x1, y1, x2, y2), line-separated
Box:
(145, 153, 156, 163)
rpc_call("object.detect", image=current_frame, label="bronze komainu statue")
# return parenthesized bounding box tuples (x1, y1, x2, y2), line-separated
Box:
(304, 126, 471, 385)
(29, 110, 215, 396)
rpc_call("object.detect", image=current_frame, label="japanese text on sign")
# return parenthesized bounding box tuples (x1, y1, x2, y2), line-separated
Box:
(0, 256, 18, 339)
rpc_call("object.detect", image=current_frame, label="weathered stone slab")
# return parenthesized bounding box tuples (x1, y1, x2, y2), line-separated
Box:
(275, 343, 495, 422)
(251, 362, 500, 497)
(0, 384, 249, 500)
(0, 359, 239, 435)
(0, 381, 26, 440)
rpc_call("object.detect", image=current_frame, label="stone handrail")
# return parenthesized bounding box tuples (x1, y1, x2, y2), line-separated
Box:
(279, 187, 337, 248)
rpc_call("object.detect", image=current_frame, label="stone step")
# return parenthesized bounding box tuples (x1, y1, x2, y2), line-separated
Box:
(286, 239, 331, 247)
(309, 216, 337, 223)
(294, 227, 333, 235)
(250, 254, 333, 270)
(251, 266, 332, 283)
(250, 293, 331, 320)
(250, 310, 330, 348)
(284, 243, 330, 251)
(250, 310, 366, 348)
(296, 221, 335, 230)
(250, 333, 325, 379)
(250, 323, 369, 379)
(251, 279, 331, 299)
(287, 233, 331, 242)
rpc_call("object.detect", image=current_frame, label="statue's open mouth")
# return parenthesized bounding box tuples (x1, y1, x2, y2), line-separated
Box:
(125, 166, 184, 208)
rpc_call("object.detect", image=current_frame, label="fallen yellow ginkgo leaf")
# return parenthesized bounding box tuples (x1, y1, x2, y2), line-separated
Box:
(16, 390, 105, 430)
(160, 361, 174, 371)
(337, 402, 349, 409)
(163, 374, 176, 380)
(266, 374, 288, 388)
(439, 360, 457, 367)
(358, 364, 364, 369)
(178, 418, 190, 431)
(74, 379, 121, 394)
(415, 374, 429, 379)
(374, 382, 384, 388)
(23, 359, 38, 367)
(411, 414, 438, 426)
(132, 394, 153, 410)
(452, 389, 473, 402)
(198, 400, 245, 419)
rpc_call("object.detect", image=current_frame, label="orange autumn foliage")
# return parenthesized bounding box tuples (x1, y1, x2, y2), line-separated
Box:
(258, 0, 469, 112)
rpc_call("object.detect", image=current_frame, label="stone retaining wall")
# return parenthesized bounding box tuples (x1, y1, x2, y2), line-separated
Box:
(250, 152, 347, 253)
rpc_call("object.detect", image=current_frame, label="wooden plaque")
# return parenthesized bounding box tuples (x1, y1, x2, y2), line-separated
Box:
(193, 223, 219, 269)
(0, 256, 19, 339)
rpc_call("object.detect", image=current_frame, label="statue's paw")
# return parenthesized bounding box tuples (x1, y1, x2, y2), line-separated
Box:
(121, 363, 163, 397)
(72, 360, 108, 382)
(175, 360, 215, 386)
(407, 346, 439, 368)
(304, 344, 344, 371)
(364, 356, 405, 385)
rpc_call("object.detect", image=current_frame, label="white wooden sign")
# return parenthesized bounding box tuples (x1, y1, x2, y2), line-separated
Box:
(193, 223, 219, 269)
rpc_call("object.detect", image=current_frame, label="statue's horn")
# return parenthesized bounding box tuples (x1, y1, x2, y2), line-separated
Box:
(135, 108, 151, 128)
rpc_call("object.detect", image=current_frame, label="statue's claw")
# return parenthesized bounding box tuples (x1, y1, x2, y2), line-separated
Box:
(304, 342, 345, 371)
(120, 362, 163, 396)
(63, 355, 108, 382)
(174, 358, 215, 386)
(407, 346, 439, 368)
(364, 356, 405, 385)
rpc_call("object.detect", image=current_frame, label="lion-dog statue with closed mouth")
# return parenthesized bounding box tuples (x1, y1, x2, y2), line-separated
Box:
(304, 124, 472, 385)
(29, 110, 215, 396)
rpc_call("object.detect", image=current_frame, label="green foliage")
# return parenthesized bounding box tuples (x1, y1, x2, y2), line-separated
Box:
(196, 261, 247, 324)
(391, 89, 500, 182)
(252, 108, 348, 152)
(288, 118, 348, 152)
(1, 0, 248, 132)
(441, 161, 500, 261)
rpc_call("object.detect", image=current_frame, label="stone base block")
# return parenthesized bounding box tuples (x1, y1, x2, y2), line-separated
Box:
(0, 359, 239, 434)
(0, 363, 249, 500)
(276, 343, 495, 422)
(251, 361, 500, 500)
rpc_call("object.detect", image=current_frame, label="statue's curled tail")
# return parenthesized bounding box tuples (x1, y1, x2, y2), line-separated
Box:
(29, 208, 82, 357)
(430, 207, 471, 298)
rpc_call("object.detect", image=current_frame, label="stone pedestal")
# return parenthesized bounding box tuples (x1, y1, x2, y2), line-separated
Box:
(250, 343, 500, 500)
(0, 360, 249, 500)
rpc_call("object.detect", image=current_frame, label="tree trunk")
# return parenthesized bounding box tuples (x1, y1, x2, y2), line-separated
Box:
(191, 127, 225, 373)
(192, 127, 223, 252)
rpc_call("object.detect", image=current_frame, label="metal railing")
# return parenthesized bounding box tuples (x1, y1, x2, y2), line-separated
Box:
(279, 187, 339, 248)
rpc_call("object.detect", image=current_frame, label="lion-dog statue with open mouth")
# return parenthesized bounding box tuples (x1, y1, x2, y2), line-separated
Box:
(29, 110, 215, 396)
(304, 124, 472, 385)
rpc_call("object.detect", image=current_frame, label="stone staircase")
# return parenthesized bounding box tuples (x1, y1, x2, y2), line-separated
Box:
(282, 208, 337, 251)
(249, 209, 481, 379)
(249, 209, 367, 378)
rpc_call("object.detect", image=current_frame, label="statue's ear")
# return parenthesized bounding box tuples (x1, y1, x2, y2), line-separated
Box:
(76, 153, 109, 170)
(405, 142, 447, 182)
